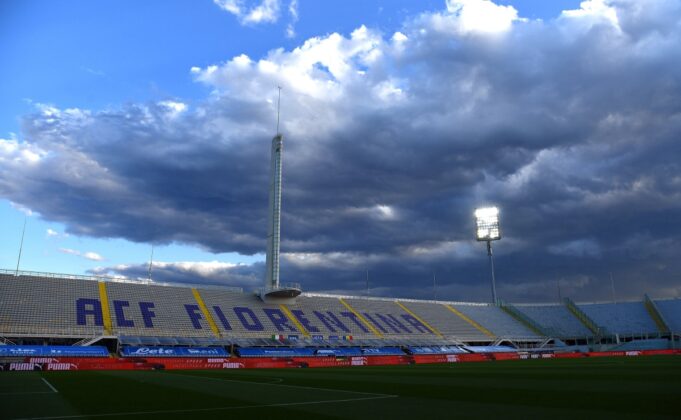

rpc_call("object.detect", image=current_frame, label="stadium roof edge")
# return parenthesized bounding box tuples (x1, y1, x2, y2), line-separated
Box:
(0, 268, 243, 293)
(302, 292, 491, 307)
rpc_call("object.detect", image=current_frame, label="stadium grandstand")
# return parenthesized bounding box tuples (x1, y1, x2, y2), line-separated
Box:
(1, 268, 679, 364)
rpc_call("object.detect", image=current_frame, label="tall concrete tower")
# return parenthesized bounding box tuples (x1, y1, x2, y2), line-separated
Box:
(265, 132, 283, 290)
(261, 88, 301, 302)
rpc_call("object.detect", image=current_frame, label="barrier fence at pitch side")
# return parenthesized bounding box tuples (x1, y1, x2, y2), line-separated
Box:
(1, 349, 680, 371)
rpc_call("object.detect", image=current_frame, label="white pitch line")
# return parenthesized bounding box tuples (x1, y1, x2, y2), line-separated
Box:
(13, 394, 398, 420)
(160, 371, 393, 397)
(41, 378, 58, 394)
(0, 391, 55, 396)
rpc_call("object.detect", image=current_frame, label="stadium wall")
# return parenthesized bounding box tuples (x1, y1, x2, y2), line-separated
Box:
(2, 350, 679, 371)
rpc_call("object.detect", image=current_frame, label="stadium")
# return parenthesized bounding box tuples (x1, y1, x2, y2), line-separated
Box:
(1, 267, 680, 418)
(2, 0, 681, 418)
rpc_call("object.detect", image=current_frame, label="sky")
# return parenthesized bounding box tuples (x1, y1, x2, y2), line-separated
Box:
(1, 0, 680, 303)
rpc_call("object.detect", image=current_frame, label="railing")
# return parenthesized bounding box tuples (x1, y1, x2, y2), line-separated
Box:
(644, 294, 670, 334)
(0, 268, 243, 293)
(261, 282, 301, 293)
(303, 291, 492, 307)
(498, 301, 550, 337)
(564, 297, 608, 337)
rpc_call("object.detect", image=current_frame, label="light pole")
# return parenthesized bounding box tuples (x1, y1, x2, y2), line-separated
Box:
(475, 206, 501, 304)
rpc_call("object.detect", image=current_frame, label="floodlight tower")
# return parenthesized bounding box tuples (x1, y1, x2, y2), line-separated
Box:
(475, 206, 501, 304)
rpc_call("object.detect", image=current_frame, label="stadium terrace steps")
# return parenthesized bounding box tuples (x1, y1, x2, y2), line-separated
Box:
(402, 302, 492, 341)
(564, 297, 606, 336)
(292, 295, 383, 339)
(515, 304, 593, 338)
(449, 304, 539, 339)
(394, 301, 443, 337)
(105, 281, 215, 338)
(498, 303, 548, 337)
(578, 301, 660, 336)
(652, 298, 681, 333)
(337, 298, 384, 338)
(198, 289, 302, 339)
(644, 294, 670, 334)
(278, 304, 311, 338)
(5, 272, 678, 345)
(98, 281, 113, 335)
(341, 298, 438, 338)
(0, 274, 104, 337)
(442, 304, 495, 339)
(191, 288, 221, 338)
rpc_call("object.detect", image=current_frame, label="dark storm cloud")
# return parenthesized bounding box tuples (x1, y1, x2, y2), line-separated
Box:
(2, 0, 681, 302)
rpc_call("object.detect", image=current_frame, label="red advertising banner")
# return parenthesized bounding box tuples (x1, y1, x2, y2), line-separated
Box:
(2, 349, 677, 372)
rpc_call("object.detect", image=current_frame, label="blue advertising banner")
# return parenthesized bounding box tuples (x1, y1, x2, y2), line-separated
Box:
(315, 348, 362, 356)
(408, 346, 465, 355)
(121, 346, 228, 357)
(0, 345, 108, 357)
(464, 346, 517, 353)
(360, 347, 404, 356)
(236, 347, 316, 357)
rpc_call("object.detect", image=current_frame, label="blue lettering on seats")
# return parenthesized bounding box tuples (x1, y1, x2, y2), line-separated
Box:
(400, 314, 430, 333)
(212, 306, 232, 331)
(313, 311, 350, 333)
(76, 298, 103, 326)
(113, 300, 134, 327)
(291, 309, 320, 333)
(339, 311, 370, 333)
(139, 302, 156, 328)
(234, 307, 264, 331)
(263, 308, 297, 332)
(185, 304, 203, 329)
(376, 314, 411, 334)
(362, 313, 388, 333)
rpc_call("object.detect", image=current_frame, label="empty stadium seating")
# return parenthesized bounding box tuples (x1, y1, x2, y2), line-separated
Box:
(578, 302, 660, 336)
(2, 271, 678, 349)
(106, 282, 214, 338)
(0, 274, 103, 337)
(652, 299, 681, 332)
(451, 304, 539, 339)
(398, 301, 490, 341)
(515, 304, 592, 338)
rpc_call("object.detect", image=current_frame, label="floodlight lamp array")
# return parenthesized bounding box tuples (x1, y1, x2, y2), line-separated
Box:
(475, 206, 501, 241)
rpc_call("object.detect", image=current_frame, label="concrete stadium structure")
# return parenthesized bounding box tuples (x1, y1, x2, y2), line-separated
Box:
(1, 269, 679, 353)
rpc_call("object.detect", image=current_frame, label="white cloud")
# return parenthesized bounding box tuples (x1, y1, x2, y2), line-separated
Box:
(58, 248, 80, 256)
(436, 0, 521, 35)
(0, 138, 46, 165)
(392, 31, 408, 43)
(286, 0, 298, 38)
(9, 201, 34, 216)
(83, 252, 104, 261)
(561, 0, 621, 30)
(213, 0, 242, 15)
(58, 248, 105, 261)
(214, 0, 281, 25)
(158, 100, 188, 118)
(46, 228, 59, 237)
(191, 25, 384, 104)
(284, 251, 386, 269)
(154, 260, 239, 275)
(91, 260, 261, 287)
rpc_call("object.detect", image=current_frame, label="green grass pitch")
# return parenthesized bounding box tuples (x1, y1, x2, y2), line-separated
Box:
(1, 356, 680, 419)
